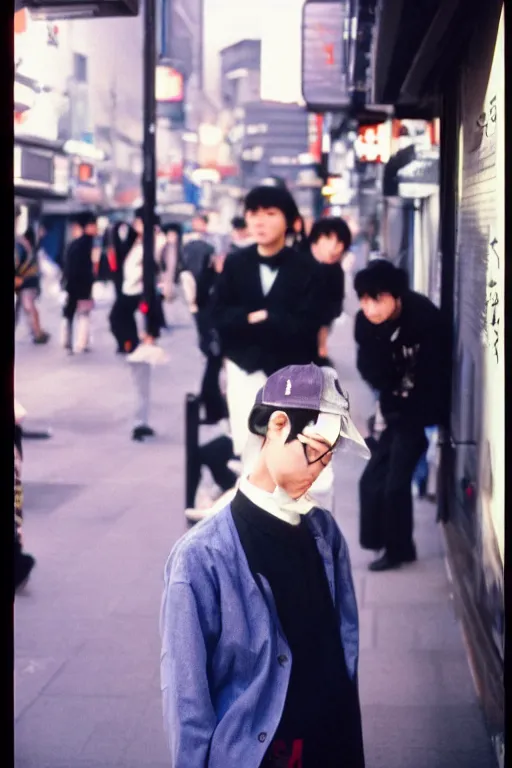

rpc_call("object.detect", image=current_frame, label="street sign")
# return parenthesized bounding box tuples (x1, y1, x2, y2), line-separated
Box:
(17, 0, 139, 19)
(302, 0, 350, 112)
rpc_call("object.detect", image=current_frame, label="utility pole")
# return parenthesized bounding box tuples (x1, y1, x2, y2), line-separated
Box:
(142, 0, 157, 315)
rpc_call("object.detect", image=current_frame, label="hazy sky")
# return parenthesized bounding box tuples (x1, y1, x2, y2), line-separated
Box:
(203, 0, 304, 104)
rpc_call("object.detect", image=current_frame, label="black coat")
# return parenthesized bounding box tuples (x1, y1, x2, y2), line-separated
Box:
(62, 235, 94, 300)
(212, 245, 323, 376)
(354, 289, 449, 428)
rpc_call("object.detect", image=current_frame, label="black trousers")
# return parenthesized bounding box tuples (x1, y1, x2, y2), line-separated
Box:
(359, 424, 428, 558)
(109, 293, 141, 351)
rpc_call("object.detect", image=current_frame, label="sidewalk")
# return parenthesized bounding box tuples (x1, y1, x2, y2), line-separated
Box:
(14, 285, 496, 767)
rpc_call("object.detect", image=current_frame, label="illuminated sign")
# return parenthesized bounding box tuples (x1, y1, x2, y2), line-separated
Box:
(308, 113, 323, 162)
(155, 66, 184, 103)
(77, 162, 94, 182)
(355, 123, 392, 163)
(301, 0, 350, 112)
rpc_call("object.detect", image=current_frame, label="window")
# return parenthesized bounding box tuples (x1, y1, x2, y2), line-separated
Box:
(73, 53, 87, 83)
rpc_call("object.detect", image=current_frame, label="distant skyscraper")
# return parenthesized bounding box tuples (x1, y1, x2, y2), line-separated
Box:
(165, 0, 204, 89)
(220, 39, 261, 108)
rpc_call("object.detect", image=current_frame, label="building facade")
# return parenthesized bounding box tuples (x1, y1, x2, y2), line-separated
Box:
(220, 39, 261, 109)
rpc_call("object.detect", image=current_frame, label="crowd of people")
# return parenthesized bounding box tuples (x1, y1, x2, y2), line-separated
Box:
(14, 183, 448, 764)
(158, 180, 448, 764)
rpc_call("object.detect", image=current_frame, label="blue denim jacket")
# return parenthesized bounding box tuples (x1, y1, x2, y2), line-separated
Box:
(160, 503, 360, 768)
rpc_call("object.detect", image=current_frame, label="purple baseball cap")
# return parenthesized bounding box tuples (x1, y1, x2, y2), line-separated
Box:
(252, 363, 370, 459)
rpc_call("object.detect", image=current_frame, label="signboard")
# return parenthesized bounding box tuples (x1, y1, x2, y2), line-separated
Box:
(355, 123, 392, 163)
(155, 66, 184, 102)
(19, 0, 139, 20)
(14, 143, 70, 197)
(308, 113, 323, 162)
(301, 0, 350, 112)
(155, 65, 185, 126)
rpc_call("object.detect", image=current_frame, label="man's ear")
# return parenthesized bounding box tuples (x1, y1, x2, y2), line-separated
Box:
(267, 411, 291, 439)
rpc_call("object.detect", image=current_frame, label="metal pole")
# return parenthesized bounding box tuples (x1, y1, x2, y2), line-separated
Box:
(142, 0, 157, 315)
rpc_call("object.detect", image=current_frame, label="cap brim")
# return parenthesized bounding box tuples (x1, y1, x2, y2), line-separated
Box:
(338, 413, 372, 460)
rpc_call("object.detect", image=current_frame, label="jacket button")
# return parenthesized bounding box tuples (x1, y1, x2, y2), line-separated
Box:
(278, 654, 289, 666)
(258, 732, 267, 743)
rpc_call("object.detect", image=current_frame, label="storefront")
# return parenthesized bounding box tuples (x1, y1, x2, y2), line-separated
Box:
(371, 1, 504, 763)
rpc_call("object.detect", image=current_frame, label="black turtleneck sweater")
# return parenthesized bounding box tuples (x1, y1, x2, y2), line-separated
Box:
(231, 491, 365, 768)
(212, 245, 323, 376)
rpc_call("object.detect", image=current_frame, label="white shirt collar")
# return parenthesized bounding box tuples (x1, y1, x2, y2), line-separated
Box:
(239, 475, 307, 526)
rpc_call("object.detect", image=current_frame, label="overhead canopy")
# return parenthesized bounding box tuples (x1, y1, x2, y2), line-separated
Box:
(370, 0, 492, 107)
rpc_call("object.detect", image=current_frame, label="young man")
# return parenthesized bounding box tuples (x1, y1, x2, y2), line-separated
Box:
(309, 216, 352, 362)
(212, 185, 323, 458)
(161, 363, 368, 767)
(60, 211, 98, 354)
(354, 259, 448, 571)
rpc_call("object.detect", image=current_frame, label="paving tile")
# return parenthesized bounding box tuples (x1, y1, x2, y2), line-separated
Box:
(42, 635, 160, 698)
(364, 562, 450, 605)
(361, 704, 494, 761)
(358, 650, 440, 707)
(15, 695, 143, 764)
(375, 603, 465, 652)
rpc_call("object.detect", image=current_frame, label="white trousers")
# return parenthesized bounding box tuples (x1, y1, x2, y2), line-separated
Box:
(130, 361, 151, 427)
(225, 360, 267, 457)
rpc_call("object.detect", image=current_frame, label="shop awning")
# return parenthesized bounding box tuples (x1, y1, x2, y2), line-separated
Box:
(370, 0, 480, 106)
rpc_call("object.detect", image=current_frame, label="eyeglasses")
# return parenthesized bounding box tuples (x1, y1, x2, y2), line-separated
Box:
(297, 434, 342, 467)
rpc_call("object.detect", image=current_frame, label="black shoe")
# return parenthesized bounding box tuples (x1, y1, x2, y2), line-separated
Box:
(132, 425, 155, 441)
(15, 553, 36, 592)
(369, 547, 417, 572)
(33, 332, 50, 345)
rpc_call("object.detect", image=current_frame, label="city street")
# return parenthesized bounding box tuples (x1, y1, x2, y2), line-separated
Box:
(14, 286, 496, 768)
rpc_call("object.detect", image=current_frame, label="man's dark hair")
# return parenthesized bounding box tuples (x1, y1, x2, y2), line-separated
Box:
(71, 211, 97, 229)
(244, 185, 299, 228)
(354, 259, 409, 299)
(249, 404, 319, 444)
(134, 207, 160, 227)
(162, 222, 182, 236)
(309, 216, 352, 252)
(231, 216, 247, 231)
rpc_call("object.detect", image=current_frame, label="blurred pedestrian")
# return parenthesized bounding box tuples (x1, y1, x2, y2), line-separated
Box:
(108, 207, 161, 355)
(60, 211, 98, 354)
(308, 216, 352, 364)
(212, 185, 323, 458)
(160, 363, 367, 767)
(159, 224, 182, 301)
(180, 232, 227, 426)
(228, 215, 253, 254)
(14, 400, 36, 595)
(15, 208, 50, 345)
(354, 259, 449, 571)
